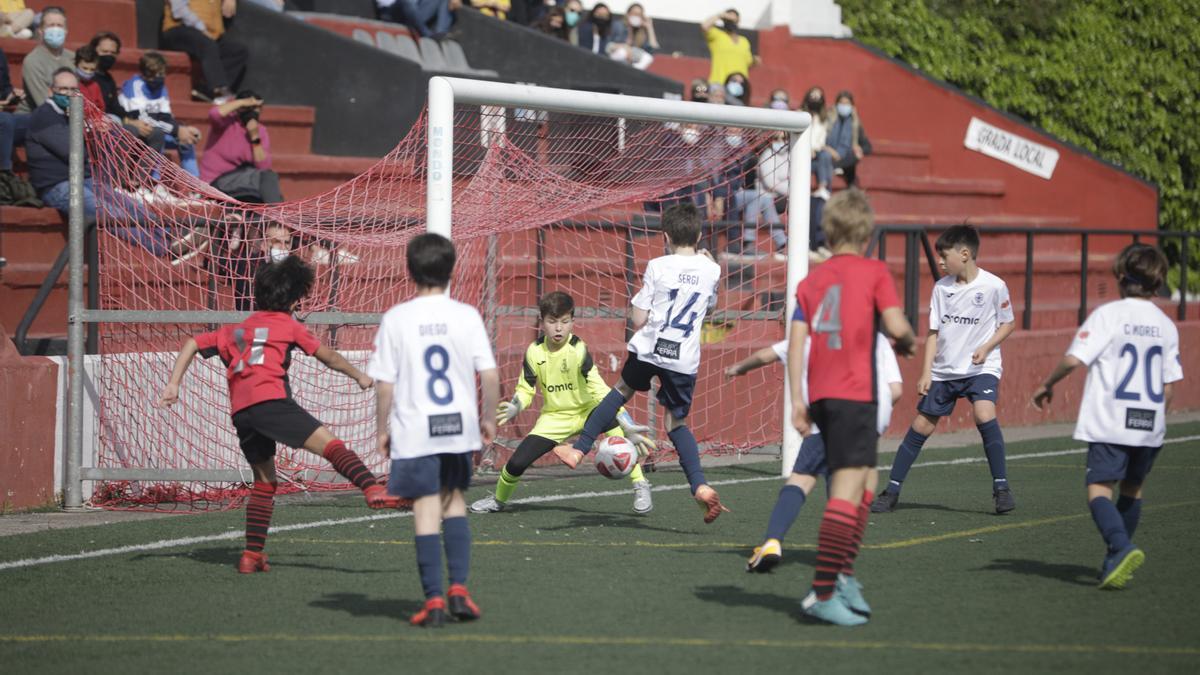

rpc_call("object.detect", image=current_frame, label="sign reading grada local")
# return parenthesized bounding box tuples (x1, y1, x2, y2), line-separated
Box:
(963, 117, 1059, 180)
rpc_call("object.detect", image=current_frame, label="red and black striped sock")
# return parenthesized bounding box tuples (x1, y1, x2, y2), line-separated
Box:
(323, 439, 379, 490)
(841, 490, 874, 577)
(812, 498, 859, 600)
(245, 481, 277, 553)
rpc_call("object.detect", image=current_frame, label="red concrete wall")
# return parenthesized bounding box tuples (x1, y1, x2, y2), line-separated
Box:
(0, 324, 59, 511)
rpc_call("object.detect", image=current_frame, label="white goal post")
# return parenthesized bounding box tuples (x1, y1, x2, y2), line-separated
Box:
(424, 77, 813, 477)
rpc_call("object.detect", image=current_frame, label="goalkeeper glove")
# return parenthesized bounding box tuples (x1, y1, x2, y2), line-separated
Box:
(496, 398, 523, 425)
(616, 411, 657, 458)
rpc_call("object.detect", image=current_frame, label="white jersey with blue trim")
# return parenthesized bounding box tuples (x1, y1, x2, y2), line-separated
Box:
(627, 253, 721, 375)
(1068, 298, 1183, 447)
(367, 294, 497, 459)
(929, 268, 1014, 380)
(773, 333, 902, 435)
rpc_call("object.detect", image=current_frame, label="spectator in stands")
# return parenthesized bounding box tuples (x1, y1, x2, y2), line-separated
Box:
(578, 3, 615, 56)
(533, 6, 569, 41)
(563, 0, 583, 46)
(88, 31, 167, 156)
(160, 0, 249, 103)
(607, 3, 657, 70)
(20, 6, 73, 112)
(723, 71, 750, 106)
(470, 0, 509, 21)
(768, 87, 789, 110)
(0, 0, 33, 39)
(0, 45, 37, 204)
(200, 92, 282, 204)
(701, 9, 757, 90)
(731, 130, 787, 256)
(689, 78, 709, 103)
(120, 52, 202, 178)
(815, 89, 871, 198)
(380, 0, 459, 39)
(509, 0, 551, 26)
(74, 45, 105, 113)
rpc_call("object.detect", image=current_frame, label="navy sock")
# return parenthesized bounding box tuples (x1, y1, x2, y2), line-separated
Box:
(442, 517, 470, 586)
(572, 389, 626, 454)
(764, 485, 806, 542)
(414, 534, 443, 599)
(668, 425, 707, 494)
(1116, 495, 1143, 540)
(886, 428, 929, 491)
(1089, 497, 1131, 555)
(977, 419, 1008, 486)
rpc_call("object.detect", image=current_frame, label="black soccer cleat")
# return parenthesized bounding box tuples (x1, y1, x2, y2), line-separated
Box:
(993, 487, 1016, 514)
(869, 489, 899, 513)
(448, 584, 481, 621)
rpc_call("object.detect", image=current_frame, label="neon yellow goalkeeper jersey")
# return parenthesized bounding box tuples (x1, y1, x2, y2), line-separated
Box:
(513, 335, 612, 416)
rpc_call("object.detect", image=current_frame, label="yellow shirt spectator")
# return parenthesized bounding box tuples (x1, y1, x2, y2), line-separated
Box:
(471, 0, 510, 21)
(705, 25, 753, 84)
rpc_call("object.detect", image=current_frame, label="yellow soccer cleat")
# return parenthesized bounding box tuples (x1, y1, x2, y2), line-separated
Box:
(746, 538, 782, 573)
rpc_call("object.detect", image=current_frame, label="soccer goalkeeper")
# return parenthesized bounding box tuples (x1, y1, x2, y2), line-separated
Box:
(470, 292, 657, 514)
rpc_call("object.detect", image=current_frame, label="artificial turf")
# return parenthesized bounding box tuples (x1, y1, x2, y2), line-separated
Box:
(3, 423, 1200, 674)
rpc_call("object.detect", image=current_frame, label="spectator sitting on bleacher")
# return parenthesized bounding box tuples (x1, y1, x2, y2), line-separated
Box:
(200, 92, 281, 204)
(160, 0, 249, 103)
(73, 45, 105, 113)
(701, 9, 757, 90)
(815, 89, 871, 199)
(89, 31, 167, 155)
(533, 6, 568, 40)
(723, 72, 749, 106)
(607, 3, 656, 70)
(578, 3, 615, 55)
(767, 87, 789, 110)
(0, 0, 34, 39)
(19, 6, 72, 112)
(120, 52, 202, 178)
(470, 0, 509, 21)
(0, 45, 38, 205)
(563, 0, 583, 46)
(730, 130, 786, 257)
(379, 0, 460, 39)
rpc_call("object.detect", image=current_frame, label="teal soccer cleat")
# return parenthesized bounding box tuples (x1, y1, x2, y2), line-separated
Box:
(801, 591, 869, 626)
(836, 573, 872, 616)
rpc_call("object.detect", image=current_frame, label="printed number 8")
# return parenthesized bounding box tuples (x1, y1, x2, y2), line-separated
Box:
(424, 345, 454, 405)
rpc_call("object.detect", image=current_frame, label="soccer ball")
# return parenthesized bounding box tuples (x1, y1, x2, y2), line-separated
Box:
(595, 436, 637, 479)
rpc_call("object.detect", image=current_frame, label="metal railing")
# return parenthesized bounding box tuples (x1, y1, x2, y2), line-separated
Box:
(866, 224, 1194, 330)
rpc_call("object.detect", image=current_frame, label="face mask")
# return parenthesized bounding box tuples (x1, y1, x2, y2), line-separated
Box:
(837, 103, 853, 117)
(269, 247, 289, 263)
(565, 10, 579, 26)
(75, 68, 95, 81)
(725, 134, 743, 148)
(593, 15, 610, 26)
(769, 100, 789, 110)
(681, 127, 700, 145)
(771, 141, 786, 152)
(726, 81, 744, 99)
(98, 54, 117, 72)
(723, 19, 738, 32)
(51, 93, 71, 110)
(627, 15, 642, 28)
(43, 26, 66, 49)
(144, 77, 164, 91)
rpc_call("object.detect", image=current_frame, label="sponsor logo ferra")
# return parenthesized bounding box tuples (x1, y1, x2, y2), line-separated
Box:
(963, 117, 1060, 180)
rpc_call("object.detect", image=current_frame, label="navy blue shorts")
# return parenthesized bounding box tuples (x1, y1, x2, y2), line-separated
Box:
(1086, 443, 1161, 485)
(791, 433, 830, 477)
(918, 374, 1000, 417)
(387, 452, 474, 499)
(620, 351, 696, 420)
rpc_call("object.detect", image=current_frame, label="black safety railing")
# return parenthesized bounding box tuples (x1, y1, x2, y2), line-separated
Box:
(14, 221, 99, 355)
(866, 224, 1194, 330)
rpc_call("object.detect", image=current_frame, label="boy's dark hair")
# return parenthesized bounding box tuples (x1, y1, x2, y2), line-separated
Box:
(935, 224, 981, 259)
(139, 52, 167, 75)
(74, 44, 98, 66)
(89, 30, 122, 51)
(821, 187, 874, 248)
(254, 255, 315, 311)
(538, 291, 575, 319)
(407, 233, 456, 288)
(1113, 243, 1167, 298)
(662, 202, 702, 247)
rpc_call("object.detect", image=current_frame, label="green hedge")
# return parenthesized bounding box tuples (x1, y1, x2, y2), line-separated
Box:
(840, 0, 1200, 292)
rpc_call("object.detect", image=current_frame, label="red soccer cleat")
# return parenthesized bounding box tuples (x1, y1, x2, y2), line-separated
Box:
(237, 550, 270, 574)
(694, 485, 730, 524)
(448, 584, 481, 621)
(364, 484, 402, 509)
(410, 596, 446, 628)
(551, 444, 584, 470)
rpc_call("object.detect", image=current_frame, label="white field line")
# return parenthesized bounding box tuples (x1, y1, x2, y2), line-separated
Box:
(3, 434, 1197, 572)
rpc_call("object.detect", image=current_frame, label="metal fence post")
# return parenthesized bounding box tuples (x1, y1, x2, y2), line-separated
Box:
(1180, 233, 1190, 322)
(1078, 232, 1089, 325)
(64, 94, 85, 511)
(904, 230, 920, 330)
(1023, 232, 1034, 330)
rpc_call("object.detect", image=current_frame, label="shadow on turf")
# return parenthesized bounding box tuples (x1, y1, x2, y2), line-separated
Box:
(888, 501, 991, 515)
(675, 545, 819, 570)
(137, 546, 396, 574)
(694, 585, 802, 620)
(977, 558, 1097, 587)
(515, 504, 703, 535)
(311, 592, 423, 619)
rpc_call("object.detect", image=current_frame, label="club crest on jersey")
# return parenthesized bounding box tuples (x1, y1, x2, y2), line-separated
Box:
(561, 359, 568, 373)
(1077, 330, 1089, 341)
(972, 292, 985, 306)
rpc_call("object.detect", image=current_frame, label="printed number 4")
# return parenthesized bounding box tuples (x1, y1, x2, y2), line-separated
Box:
(813, 285, 843, 349)
(1115, 343, 1164, 403)
(664, 289, 701, 338)
(424, 345, 454, 405)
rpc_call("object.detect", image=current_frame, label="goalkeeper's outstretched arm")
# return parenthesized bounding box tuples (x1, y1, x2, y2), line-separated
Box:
(157, 338, 200, 407)
(498, 350, 538, 425)
(724, 346, 782, 379)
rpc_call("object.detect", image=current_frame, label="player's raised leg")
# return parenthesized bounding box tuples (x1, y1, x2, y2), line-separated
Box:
(872, 413, 937, 513)
(552, 381, 633, 469)
(301, 425, 399, 509)
(972, 394, 1015, 513)
(239, 459, 277, 574)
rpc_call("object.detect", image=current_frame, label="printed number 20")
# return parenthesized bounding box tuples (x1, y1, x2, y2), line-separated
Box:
(1115, 343, 1164, 404)
(812, 284, 843, 349)
(424, 345, 454, 405)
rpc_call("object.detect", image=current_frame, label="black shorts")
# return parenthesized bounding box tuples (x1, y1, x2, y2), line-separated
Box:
(620, 351, 696, 420)
(808, 399, 879, 471)
(230, 398, 324, 465)
(388, 452, 474, 499)
(1086, 443, 1161, 485)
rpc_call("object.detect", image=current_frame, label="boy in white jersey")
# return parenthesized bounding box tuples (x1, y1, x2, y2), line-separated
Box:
(730, 335, 902, 599)
(551, 203, 729, 523)
(1032, 244, 1182, 589)
(872, 225, 1018, 514)
(368, 233, 500, 627)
